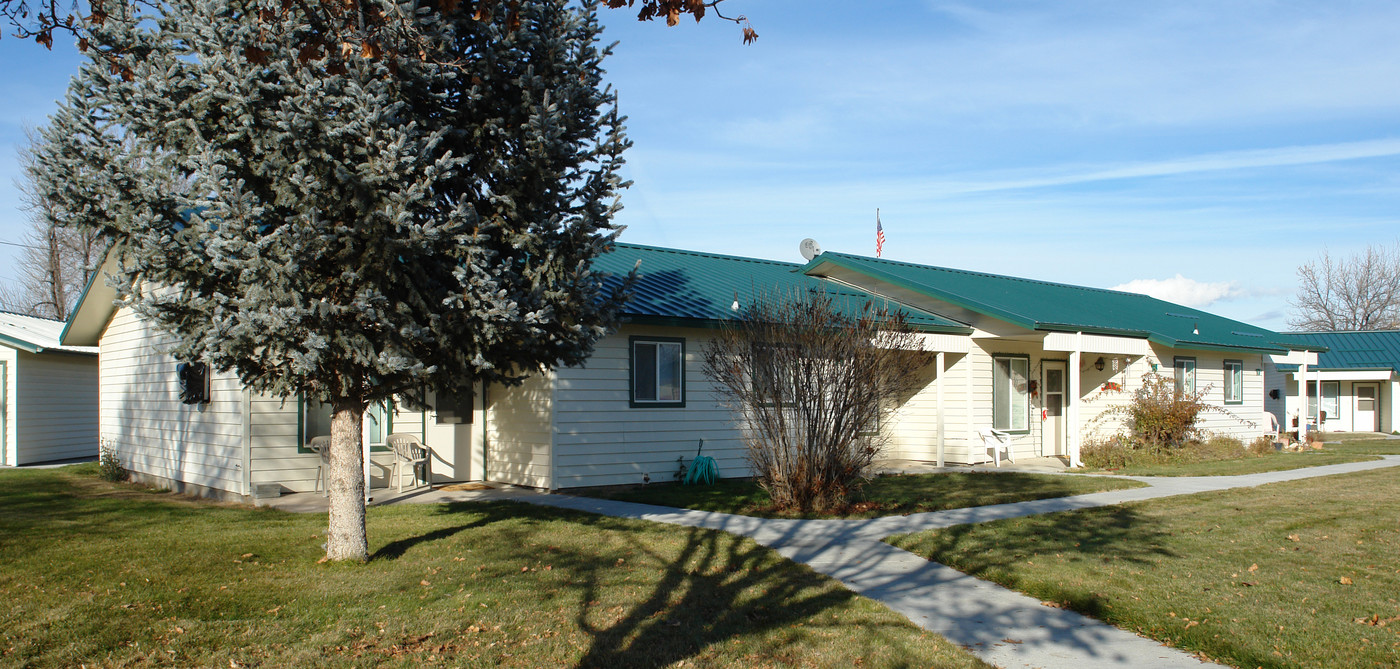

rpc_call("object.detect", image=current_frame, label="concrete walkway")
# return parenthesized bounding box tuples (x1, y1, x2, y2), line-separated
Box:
(272, 455, 1400, 668)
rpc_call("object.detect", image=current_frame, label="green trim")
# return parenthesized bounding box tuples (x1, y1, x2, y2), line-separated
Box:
(1223, 359, 1244, 405)
(0, 332, 43, 354)
(991, 353, 1032, 432)
(297, 395, 390, 453)
(1174, 356, 1197, 394)
(806, 255, 1038, 330)
(58, 247, 111, 347)
(629, 336, 686, 408)
(618, 314, 972, 335)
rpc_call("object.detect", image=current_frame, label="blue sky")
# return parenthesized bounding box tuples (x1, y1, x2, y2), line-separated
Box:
(3, 0, 1400, 330)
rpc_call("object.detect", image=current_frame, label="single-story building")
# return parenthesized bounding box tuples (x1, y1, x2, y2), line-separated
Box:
(1265, 330, 1400, 434)
(0, 310, 99, 466)
(62, 243, 1318, 500)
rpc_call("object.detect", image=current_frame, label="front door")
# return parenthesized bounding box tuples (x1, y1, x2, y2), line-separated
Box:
(1042, 361, 1067, 456)
(1354, 383, 1380, 433)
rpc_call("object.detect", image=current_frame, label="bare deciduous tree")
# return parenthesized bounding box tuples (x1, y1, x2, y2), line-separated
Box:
(1289, 243, 1400, 332)
(702, 289, 932, 513)
(0, 128, 106, 320)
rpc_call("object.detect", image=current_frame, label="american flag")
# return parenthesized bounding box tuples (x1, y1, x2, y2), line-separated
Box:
(875, 209, 885, 257)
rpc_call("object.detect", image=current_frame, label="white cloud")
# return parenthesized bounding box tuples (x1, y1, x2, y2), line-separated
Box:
(1111, 275, 1242, 308)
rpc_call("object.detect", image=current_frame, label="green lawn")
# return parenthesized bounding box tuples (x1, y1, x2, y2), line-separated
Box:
(1318, 433, 1400, 455)
(889, 467, 1400, 668)
(1092, 451, 1378, 477)
(0, 465, 988, 669)
(578, 472, 1146, 519)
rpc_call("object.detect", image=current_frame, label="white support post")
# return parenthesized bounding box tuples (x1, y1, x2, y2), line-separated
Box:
(364, 430, 372, 502)
(1297, 360, 1309, 442)
(1068, 332, 1083, 468)
(936, 351, 946, 468)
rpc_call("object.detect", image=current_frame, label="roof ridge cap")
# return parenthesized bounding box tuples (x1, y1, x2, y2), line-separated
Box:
(613, 242, 802, 268)
(824, 252, 1168, 300)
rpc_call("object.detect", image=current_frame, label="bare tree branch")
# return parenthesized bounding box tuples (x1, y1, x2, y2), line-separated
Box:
(1289, 243, 1400, 331)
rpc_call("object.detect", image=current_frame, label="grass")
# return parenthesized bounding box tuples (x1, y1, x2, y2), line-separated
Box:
(1094, 451, 1378, 477)
(1317, 432, 1400, 455)
(577, 472, 1146, 519)
(889, 467, 1400, 668)
(0, 464, 989, 669)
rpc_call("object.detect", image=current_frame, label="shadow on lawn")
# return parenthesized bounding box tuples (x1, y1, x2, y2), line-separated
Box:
(893, 504, 1177, 621)
(411, 501, 908, 668)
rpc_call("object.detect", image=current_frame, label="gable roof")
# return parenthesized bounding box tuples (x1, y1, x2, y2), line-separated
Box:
(802, 252, 1308, 354)
(594, 243, 971, 333)
(1275, 330, 1400, 372)
(0, 309, 97, 355)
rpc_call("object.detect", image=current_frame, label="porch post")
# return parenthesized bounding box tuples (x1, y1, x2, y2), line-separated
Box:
(1297, 359, 1309, 441)
(364, 430, 372, 502)
(936, 351, 946, 468)
(1068, 332, 1082, 467)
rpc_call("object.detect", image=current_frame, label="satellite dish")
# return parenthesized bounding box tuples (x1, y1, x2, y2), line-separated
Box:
(799, 238, 822, 261)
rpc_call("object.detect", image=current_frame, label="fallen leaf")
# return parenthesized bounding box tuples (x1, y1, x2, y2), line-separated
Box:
(1287, 534, 1300, 542)
(1248, 564, 1259, 573)
(1339, 576, 1353, 585)
(420, 580, 431, 586)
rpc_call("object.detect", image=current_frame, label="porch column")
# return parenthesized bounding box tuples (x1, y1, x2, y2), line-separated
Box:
(1297, 359, 1309, 441)
(936, 351, 946, 468)
(364, 432, 372, 502)
(1068, 332, 1082, 467)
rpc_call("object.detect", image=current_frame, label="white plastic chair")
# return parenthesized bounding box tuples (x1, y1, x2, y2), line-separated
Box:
(309, 435, 332, 497)
(977, 428, 1014, 467)
(387, 433, 432, 492)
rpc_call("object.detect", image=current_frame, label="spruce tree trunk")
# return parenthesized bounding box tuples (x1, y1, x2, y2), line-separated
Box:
(325, 397, 369, 561)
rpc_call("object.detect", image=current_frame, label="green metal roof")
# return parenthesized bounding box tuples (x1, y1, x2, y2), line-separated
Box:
(593, 244, 970, 333)
(1274, 330, 1400, 372)
(802, 252, 1301, 354)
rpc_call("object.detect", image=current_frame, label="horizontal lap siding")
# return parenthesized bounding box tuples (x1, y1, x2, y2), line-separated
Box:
(1, 347, 16, 465)
(14, 351, 100, 463)
(552, 326, 746, 489)
(99, 308, 244, 495)
(486, 371, 553, 488)
(1148, 348, 1267, 441)
(249, 395, 422, 493)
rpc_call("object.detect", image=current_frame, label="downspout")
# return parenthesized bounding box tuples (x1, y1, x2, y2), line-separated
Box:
(241, 388, 253, 497)
(1068, 332, 1082, 468)
(547, 371, 559, 492)
(935, 351, 946, 468)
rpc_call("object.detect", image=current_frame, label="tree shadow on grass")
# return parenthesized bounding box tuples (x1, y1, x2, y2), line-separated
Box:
(414, 500, 928, 668)
(890, 504, 1177, 622)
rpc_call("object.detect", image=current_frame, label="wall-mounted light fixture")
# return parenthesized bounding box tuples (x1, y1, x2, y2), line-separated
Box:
(1094, 356, 1105, 372)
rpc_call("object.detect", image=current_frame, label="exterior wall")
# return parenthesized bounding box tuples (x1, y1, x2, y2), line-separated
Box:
(1143, 347, 1268, 441)
(99, 307, 246, 496)
(248, 395, 426, 494)
(551, 325, 750, 489)
(1269, 372, 1398, 434)
(486, 370, 555, 488)
(884, 353, 963, 462)
(0, 346, 15, 466)
(13, 351, 99, 464)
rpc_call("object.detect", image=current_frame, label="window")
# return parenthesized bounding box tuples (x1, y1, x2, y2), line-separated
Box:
(630, 337, 685, 407)
(176, 361, 210, 405)
(1306, 381, 1340, 422)
(1174, 357, 1196, 394)
(298, 397, 393, 453)
(1223, 360, 1243, 404)
(992, 355, 1030, 432)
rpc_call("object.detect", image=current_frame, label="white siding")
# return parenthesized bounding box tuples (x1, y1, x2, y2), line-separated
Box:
(0, 346, 15, 466)
(552, 326, 748, 489)
(487, 370, 555, 488)
(13, 350, 99, 464)
(247, 394, 423, 494)
(99, 307, 245, 496)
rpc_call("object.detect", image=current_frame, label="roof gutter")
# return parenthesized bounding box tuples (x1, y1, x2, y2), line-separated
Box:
(0, 332, 43, 354)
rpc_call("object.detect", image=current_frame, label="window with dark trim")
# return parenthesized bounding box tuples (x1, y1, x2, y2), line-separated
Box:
(1306, 381, 1339, 421)
(297, 396, 394, 453)
(992, 354, 1030, 432)
(1223, 360, 1243, 404)
(1174, 357, 1197, 394)
(630, 336, 685, 408)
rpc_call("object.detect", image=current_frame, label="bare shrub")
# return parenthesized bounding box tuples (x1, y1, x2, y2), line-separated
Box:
(1080, 436, 1133, 470)
(1248, 435, 1277, 456)
(702, 289, 932, 513)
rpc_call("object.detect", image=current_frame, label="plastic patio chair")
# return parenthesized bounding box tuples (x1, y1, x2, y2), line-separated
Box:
(386, 433, 432, 493)
(309, 435, 332, 497)
(977, 428, 1014, 467)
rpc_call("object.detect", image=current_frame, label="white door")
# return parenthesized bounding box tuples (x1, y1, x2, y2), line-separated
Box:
(422, 384, 483, 483)
(1042, 361, 1067, 456)
(1354, 384, 1380, 433)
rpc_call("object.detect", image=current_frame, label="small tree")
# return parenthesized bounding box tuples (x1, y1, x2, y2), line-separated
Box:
(1290, 243, 1400, 331)
(702, 289, 932, 513)
(1098, 372, 1212, 451)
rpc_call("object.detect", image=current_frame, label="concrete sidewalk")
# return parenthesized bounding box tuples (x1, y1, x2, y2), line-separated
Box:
(273, 455, 1400, 668)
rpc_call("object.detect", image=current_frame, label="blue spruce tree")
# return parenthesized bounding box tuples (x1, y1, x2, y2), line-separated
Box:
(42, 0, 631, 561)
